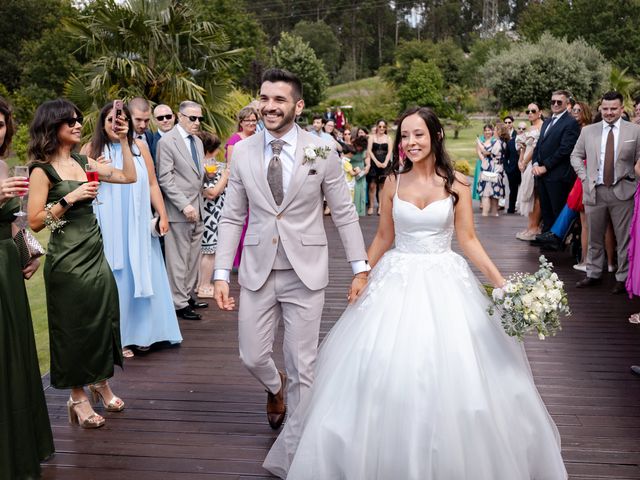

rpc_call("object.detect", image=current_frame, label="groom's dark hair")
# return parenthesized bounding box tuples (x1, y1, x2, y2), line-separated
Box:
(262, 68, 303, 101)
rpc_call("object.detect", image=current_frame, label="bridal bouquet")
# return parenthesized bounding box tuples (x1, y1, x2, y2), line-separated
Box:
(488, 256, 570, 341)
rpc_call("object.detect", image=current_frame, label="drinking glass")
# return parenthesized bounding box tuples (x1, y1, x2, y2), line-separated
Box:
(13, 165, 29, 217)
(203, 157, 218, 176)
(84, 164, 103, 205)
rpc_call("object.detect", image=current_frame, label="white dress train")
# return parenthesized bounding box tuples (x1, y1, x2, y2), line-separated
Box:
(263, 180, 567, 480)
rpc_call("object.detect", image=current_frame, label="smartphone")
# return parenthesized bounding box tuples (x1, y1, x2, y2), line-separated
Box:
(112, 99, 123, 131)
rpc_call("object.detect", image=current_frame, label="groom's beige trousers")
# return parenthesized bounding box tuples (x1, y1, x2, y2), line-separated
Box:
(238, 268, 324, 415)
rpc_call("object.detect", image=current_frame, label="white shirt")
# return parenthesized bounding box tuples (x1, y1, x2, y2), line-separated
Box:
(213, 125, 369, 282)
(176, 124, 197, 159)
(598, 118, 621, 185)
(264, 125, 297, 195)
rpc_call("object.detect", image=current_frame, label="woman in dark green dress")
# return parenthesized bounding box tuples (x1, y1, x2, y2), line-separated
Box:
(27, 99, 137, 429)
(0, 97, 54, 479)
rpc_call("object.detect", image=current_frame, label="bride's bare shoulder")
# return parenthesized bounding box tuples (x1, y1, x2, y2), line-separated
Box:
(452, 171, 470, 192)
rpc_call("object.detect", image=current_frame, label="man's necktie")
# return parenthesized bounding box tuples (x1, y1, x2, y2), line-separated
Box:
(544, 116, 558, 137)
(603, 124, 615, 186)
(268, 139, 285, 205)
(188, 135, 200, 171)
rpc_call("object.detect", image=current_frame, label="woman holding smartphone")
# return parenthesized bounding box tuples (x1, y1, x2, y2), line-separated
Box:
(0, 97, 55, 479)
(27, 99, 137, 429)
(81, 101, 182, 357)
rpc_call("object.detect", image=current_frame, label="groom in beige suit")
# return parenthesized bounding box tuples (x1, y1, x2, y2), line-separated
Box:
(571, 91, 640, 293)
(214, 69, 369, 429)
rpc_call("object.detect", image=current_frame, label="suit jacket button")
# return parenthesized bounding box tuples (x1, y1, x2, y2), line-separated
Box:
(272, 237, 277, 244)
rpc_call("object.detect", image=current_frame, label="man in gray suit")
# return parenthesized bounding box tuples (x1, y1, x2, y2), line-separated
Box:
(571, 91, 640, 294)
(214, 69, 369, 429)
(157, 100, 208, 320)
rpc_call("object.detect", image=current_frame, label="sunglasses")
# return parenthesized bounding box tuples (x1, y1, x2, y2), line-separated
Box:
(182, 114, 205, 123)
(525, 109, 538, 114)
(517, 127, 526, 131)
(156, 114, 173, 121)
(61, 116, 83, 127)
(572, 108, 582, 113)
(550, 100, 565, 106)
(504, 121, 512, 124)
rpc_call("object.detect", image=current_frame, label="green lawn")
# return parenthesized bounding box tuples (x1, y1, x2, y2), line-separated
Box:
(25, 229, 50, 373)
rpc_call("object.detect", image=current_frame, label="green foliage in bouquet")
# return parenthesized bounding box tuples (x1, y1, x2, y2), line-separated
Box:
(488, 256, 571, 341)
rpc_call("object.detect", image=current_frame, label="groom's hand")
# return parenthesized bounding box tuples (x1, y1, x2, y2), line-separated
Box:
(214, 280, 236, 310)
(347, 272, 368, 304)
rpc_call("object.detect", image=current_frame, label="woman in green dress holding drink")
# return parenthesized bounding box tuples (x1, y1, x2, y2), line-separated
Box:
(0, 97, 54, 479)
(27, 99, 137, 429)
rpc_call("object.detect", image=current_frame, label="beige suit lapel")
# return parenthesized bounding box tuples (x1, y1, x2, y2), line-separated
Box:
(249, 131, 278, 211)
(173, 130, 199, 175)
(279, 125, 311, 211)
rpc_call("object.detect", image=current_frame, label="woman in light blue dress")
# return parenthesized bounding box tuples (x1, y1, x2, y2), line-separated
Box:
(81, 102, 182, 357)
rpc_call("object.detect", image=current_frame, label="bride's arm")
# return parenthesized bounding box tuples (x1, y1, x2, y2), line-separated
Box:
(366, 176, 396, 268)
(452, 172, 505, 288)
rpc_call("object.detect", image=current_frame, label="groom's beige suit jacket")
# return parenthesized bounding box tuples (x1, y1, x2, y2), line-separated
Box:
(216, 125, 367, 290)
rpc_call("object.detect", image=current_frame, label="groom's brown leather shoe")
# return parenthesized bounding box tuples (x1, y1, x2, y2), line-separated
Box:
(267, 371, 287, 430)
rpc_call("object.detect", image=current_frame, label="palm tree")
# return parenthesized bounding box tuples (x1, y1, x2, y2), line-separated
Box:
(63, 0, 242, 137)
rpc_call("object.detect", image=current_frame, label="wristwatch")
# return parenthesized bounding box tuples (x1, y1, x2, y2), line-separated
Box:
(59, 196, 73, 208)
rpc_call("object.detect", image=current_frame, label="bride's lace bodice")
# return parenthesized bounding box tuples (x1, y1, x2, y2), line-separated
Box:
(393, 192, 454, 254)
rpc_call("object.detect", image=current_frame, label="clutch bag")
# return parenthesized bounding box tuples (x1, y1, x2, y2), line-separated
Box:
(150, 216, 162, 237)
(13, 228, 45, 268)
(480, 171, 500, 183)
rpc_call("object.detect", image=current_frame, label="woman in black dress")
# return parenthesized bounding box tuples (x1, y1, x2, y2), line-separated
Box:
(366, 119, 393, 215)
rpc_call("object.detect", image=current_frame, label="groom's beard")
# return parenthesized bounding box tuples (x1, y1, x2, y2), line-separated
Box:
(261, 106, 296, 136)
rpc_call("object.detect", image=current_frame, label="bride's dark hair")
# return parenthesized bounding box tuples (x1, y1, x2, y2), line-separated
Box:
(392, 106, 461, 205)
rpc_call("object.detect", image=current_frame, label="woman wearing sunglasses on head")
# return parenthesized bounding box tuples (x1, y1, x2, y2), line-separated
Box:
(27, 99, 137, 429)
(0, 97, 55, 479)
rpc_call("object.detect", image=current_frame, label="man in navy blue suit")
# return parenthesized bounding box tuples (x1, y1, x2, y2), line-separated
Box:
(128, 97, 157, 160)
(503, 115, 521, 213)
(532, 90, 580, 232)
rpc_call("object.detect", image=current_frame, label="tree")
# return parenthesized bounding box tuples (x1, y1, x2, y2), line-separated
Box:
(481, 34, 610, 109)
(517, 0, 640, 76)
(193, 0, 268, 92)
(63, 0, 241, 136)
(397, 60, 445, 113)
(271, 33, 329, 107)
(0, 0, 71, 91)
(381, 38, 467, 87)
(292, 21, 342, 81)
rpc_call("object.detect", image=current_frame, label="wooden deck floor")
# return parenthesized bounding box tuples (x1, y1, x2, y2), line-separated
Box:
(41, 213, 640, 479)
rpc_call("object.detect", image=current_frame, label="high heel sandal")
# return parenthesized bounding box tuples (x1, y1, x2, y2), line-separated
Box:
(67, 397, 105, 428)
(89, 381, 125, 412)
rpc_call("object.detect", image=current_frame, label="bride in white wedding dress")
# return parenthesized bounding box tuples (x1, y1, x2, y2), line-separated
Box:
(263, 107, 567, 480)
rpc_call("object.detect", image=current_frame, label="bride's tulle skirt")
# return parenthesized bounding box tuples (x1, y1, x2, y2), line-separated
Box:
(264, 248, 567, 480)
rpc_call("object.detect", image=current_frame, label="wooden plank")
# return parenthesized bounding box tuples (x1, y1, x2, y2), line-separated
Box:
(40, 212, 640, 479)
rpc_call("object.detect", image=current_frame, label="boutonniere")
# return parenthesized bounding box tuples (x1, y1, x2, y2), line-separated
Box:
(303, 145, 331, 165)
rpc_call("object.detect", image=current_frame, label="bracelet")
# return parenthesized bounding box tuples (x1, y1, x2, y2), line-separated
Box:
(44, 202, 68, 233)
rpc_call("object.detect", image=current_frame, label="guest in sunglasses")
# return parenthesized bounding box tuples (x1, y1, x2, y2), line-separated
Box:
(531, 90, 580, 233)
(80, 102, 182, 358)
(516, 103, 545, 241)
(156, 101, 209, 320)
(0, 96, 54, 479)
(27, 99, 137, 429)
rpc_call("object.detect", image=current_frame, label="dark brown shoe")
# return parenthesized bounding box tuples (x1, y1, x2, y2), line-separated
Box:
(612, 281, 626, 295)
(266, 371, 287, 429)
(576, 277, 602, 288)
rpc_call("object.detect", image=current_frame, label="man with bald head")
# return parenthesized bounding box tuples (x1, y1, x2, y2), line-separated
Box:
(152, 104, 175, 162)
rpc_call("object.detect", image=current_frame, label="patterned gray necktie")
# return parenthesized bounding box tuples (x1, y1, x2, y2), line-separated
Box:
(268, 139, 285, 205)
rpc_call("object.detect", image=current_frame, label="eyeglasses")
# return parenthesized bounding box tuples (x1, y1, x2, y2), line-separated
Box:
(181, 113, 205, 123)
(504, 120, 513, 124)
(156, 114, 173, 121)
(61, 116, 83, 127)
(517, 127, 526, 131)
(550, 100, 565, 106)
(525, 109, 538, 114)
(572, 108, 582, 113)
